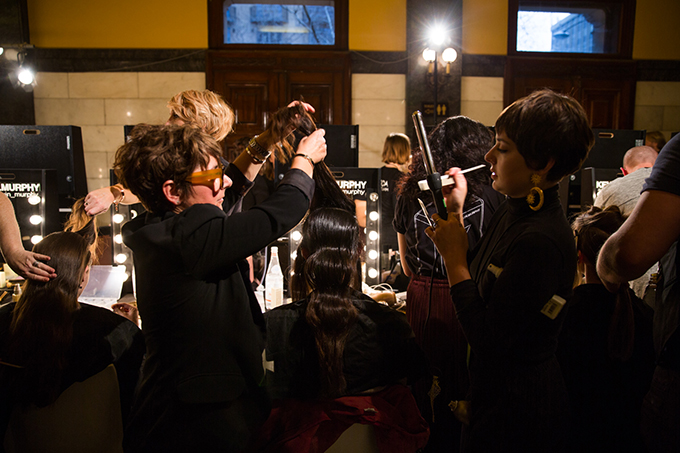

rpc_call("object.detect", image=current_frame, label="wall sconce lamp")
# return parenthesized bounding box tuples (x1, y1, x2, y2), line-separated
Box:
(441, 47, 458, 74)
(3, 44, 36, 92)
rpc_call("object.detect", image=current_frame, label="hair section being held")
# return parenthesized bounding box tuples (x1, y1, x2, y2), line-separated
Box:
(63, 197, 100, 262)
(291, 208, 361, 397)
(268, 103, 355, 214)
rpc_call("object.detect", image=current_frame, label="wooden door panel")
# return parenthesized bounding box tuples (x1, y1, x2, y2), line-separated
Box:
(207, 50, 351, 148)
(287, 73, 335, 124)
(212, 70, 278, 140)
(582, 89, 621, 129)
(504, 57, 636, 130)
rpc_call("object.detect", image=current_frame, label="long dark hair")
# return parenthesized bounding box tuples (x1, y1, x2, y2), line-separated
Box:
(397, 115, 493, 210)
(268, 103, 356, 213)
(572, 205, 634, 361)
(290, 208, 361, 398)
(2, 218, 96, 406)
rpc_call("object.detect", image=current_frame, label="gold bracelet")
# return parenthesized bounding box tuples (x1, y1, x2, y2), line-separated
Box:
(293, 153, 315, 167)
(248, 136, 271, 162)
(246, 147, 267, 164)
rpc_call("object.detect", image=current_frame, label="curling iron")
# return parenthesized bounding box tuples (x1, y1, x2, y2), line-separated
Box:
(412, 110, 448, 220)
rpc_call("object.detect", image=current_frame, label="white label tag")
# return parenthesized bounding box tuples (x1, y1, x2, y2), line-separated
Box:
(487, 263, 503, 278)
(541, 294, 566, 319)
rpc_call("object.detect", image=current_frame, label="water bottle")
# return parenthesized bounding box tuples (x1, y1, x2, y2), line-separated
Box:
(264, 246, 284, 310)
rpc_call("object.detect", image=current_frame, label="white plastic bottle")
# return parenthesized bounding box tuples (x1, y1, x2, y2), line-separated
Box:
(264, 246, 284, 310)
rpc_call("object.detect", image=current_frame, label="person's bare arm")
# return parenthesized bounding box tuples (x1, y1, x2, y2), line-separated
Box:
(397, 233, 413, 278)
(232, 101, 317, 181)
(0, 192, 56, 281)
(354, 199, 367, 228)
(597, 189, 680, 291)
(84, 184, 140, 216)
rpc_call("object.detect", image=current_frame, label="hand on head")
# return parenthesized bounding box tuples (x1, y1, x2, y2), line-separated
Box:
(6, 250, 56, 282)
(287, 100, 316, 114)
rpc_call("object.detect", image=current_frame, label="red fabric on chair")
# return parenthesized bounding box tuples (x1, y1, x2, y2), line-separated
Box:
(250, 384, 429, 453)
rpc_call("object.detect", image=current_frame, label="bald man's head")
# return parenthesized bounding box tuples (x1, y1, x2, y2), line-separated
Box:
(622, 145, 658, 175)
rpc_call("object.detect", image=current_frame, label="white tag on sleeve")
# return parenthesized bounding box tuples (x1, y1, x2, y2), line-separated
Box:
(541, 294, 566, 319)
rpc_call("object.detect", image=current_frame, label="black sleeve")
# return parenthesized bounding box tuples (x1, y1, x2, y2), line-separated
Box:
(450, 233, 566, 358)
(177, 169, 314, 278)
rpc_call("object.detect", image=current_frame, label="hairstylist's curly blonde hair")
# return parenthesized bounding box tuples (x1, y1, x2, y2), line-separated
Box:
(167, 90, 235, 141)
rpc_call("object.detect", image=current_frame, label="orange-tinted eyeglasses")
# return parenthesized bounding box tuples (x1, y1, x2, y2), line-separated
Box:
(186, 163, 227, 192)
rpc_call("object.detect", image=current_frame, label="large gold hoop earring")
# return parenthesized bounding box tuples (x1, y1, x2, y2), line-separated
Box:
(526, 174, 544, 211)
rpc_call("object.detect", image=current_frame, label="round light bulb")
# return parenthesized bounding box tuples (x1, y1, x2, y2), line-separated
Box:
(291, 231, 302, 242)
(368, 268, 379, 279)
(114, 234, 123, 244)
(29, 215, 43, 225)
(112, 213, 125, 224)
(368, 231, 379, 241)
(27, 194, 41, 205)
(369, 211, 379, 222)
(368, 250, 379, 260)
(422, 48, 436, 62)
(115, 253, 128, 264)
(30, 235, 43, 244)
(17, 67, 35, 85)
(442, 47, 458, 63)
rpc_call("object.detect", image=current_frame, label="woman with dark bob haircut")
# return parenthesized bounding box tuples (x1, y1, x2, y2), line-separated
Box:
(425, 89, 594, 452)
(115, 120, 326, 452)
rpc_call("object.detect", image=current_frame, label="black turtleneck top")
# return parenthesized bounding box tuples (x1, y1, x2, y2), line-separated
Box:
(449, 185, 577, 452)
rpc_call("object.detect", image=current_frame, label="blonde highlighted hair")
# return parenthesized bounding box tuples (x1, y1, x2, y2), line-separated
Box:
(382, 133, 411, 165)
(167, 90, 235, 142)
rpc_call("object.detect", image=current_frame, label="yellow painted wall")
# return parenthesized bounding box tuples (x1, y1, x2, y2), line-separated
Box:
(348, 0, 406, 51)
(28, 0, 207, 48)
(632, 0, 680, 60)
(462, 0, 507, 55)
(25, 0, 680, 59)
(462, 0, 680, 60)
(27, 0, 406, 51)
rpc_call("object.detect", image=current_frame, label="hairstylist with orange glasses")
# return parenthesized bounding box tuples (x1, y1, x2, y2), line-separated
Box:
(115, 120, 326, 453)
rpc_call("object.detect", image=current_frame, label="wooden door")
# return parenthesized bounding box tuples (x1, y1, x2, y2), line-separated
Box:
(504, 57, 637, 129)
(207, 50, 351, 148)
(212, 69, 279, 140)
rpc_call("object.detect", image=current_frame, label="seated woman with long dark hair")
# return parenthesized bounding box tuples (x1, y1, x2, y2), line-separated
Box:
(255, 207, 429, 452)
(0, 218, 145, 441)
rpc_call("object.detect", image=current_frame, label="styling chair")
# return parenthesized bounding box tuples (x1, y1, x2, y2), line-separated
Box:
(4, 364, 124, 453)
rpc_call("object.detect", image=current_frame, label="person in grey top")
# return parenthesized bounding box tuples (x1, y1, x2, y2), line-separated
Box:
(594, 145, 657, 216)
(594, 145, 658, 304)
